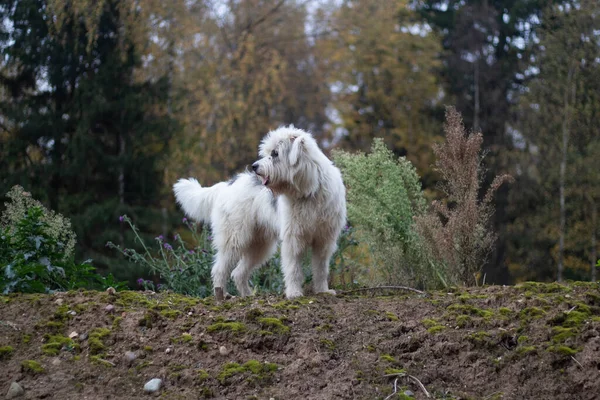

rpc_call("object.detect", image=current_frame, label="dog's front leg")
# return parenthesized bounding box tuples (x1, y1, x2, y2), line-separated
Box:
(281, 240, 304, 299)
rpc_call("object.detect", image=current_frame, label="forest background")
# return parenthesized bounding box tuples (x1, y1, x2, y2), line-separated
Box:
(1, 0, 598, 289)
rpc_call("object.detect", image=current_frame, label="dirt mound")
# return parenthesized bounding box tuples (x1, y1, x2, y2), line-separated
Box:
(1, 282, 600, 399)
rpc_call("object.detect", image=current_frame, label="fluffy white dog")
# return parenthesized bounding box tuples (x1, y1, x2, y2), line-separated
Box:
(173, 126, 346, 299)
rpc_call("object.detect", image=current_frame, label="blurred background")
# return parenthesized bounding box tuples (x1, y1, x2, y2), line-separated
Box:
(0, 0, 598, 287)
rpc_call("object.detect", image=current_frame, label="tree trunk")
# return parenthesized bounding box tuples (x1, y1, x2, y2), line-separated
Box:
(558, 66, 574, 282)
(592, 200, 597, 282)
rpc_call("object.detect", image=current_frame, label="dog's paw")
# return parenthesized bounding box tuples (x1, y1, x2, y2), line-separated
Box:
(285, 289, 304, 299)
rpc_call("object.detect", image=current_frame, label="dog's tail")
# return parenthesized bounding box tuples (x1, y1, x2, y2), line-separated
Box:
(173, 178, 223, 224)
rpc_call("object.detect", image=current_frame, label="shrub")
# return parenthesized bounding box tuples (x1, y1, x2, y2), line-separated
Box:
(1, 186, 75, 260)
(333, 139, 439, 289)
(0, 187, 124, 294)
(107, 216, 215, 297)
(414, 107, 513, 286)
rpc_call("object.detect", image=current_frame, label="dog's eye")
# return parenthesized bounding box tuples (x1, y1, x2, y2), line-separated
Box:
(271, 150, 278, 158)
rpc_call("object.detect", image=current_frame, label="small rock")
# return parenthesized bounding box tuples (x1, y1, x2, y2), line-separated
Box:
(51, 358, 61, 366)
(219, 346, 229, 356)
(79, 333, 88, 342)
(67, 310, 77, 316)
(143, 378, 162, 393)
(6, 381, 24, 399)
(123, 351, 136, 366)
(165, 347, 172, 354)
(106, 287, 116, 295)
(403, 390, 414, 397)
(54, 299, 64, 306)
(105, 304, 115, 313)
(68, 331, 78, 339)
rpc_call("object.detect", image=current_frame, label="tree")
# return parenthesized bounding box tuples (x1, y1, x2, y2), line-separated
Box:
(0, 0, 178, 281)
(317, 0, 443, 186)
(509, 0, 600, 281)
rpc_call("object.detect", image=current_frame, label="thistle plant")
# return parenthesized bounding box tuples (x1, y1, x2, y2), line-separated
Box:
(107, 216, 215, 297)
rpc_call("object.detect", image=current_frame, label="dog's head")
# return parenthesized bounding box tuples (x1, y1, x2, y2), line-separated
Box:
(252, 126, 323, 197)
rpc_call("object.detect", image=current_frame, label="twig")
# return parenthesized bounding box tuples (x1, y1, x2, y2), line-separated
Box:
(340, 286, 427, 296)
(384, 372, 431, 398)
(566, 305, 577, 314)
(95, 358, 116, 367)
(407, 374, 431, 398)
(571, 356, 583, 369)
(383, 378, 400, 400)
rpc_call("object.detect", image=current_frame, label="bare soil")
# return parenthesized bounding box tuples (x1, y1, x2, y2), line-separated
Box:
(1, 282, 600, 399)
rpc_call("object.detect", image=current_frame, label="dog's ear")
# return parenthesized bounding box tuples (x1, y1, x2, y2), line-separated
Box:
(288, 135, 304, 166)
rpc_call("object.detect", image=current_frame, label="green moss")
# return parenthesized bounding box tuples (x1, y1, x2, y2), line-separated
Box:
(517, 335, 529, 344)
(89, 328, 111, 355)
(517, 282, 571, 293)
(41, 335, 79, 355)
(519, 307, 546, 321)
(379, 354, 396, 363)
(551, 326, 576, 343)
(111, 317, 123, 329)
(136, 361, 151, 371)
(257, 317, 290, 335)
(384, 368, 406, 375)
(171, 333, 193, 344)
(421, 318, 439, 328)
(21, 360, 45, 374)
(217, 360, 278, 385)
(498, 307, 512, 317)
(143, 346, 154, 352)
(207, 321, 246, 334)
(547, 345, 579, 356)
(138, 310, 159, 328)
(316, 324, 333, 332)
(447, 304, 493, 319)
(22, 334, 32, 344)
(0, 345, 14, 360)
(160, 309, 182, 319)
(245, 308, 264, 321)
(320, 339, 336, 351)
(365, 344, 376, 352)
(467, 331, 491, 344)
(114, 291, 152, 308)
(169, 364, 188, 372)
(455, 314, 471, 328)
(43, 321, 65, 332)
(196, 369, 210, 383)
(90, 355, 115, 367)
(53, 305, 72, 322)
(427, 325, 446, 334)
(385, 312, 399, 321)
(516, 346, 536, 355)
(197, 340, 209, 351)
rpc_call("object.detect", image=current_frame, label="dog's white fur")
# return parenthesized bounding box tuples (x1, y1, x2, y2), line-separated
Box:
(173, 126, 346, 298)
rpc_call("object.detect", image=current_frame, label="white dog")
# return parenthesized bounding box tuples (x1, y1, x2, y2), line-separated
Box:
(173, 126, 346, 299)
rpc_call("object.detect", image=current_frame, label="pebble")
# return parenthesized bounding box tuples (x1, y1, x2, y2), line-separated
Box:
(5, 381, 24, 399)
(403, 390, 414, 397)
(105, 304, 115, 313)
(54, 299, 64, 306)
(51, 358, 61, 366)
(68, 331, 78, 339)
(67, 310, 77, 316)
(106, 287, 116, 295)
(123, 351, 137, 366)
(165, 347, 172, 354)
(79, 333, 88, 342)
(219, 346, 229, 356)
(143, 378, 162, 393)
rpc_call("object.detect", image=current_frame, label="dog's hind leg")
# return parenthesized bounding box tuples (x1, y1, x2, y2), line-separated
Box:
(311, 242, 337, 295)
(212, 251, 238, 295)
(231, 239, 277, 297)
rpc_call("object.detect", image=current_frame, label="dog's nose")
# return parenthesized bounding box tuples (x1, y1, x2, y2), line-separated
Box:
(251, 162, 259, 172)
